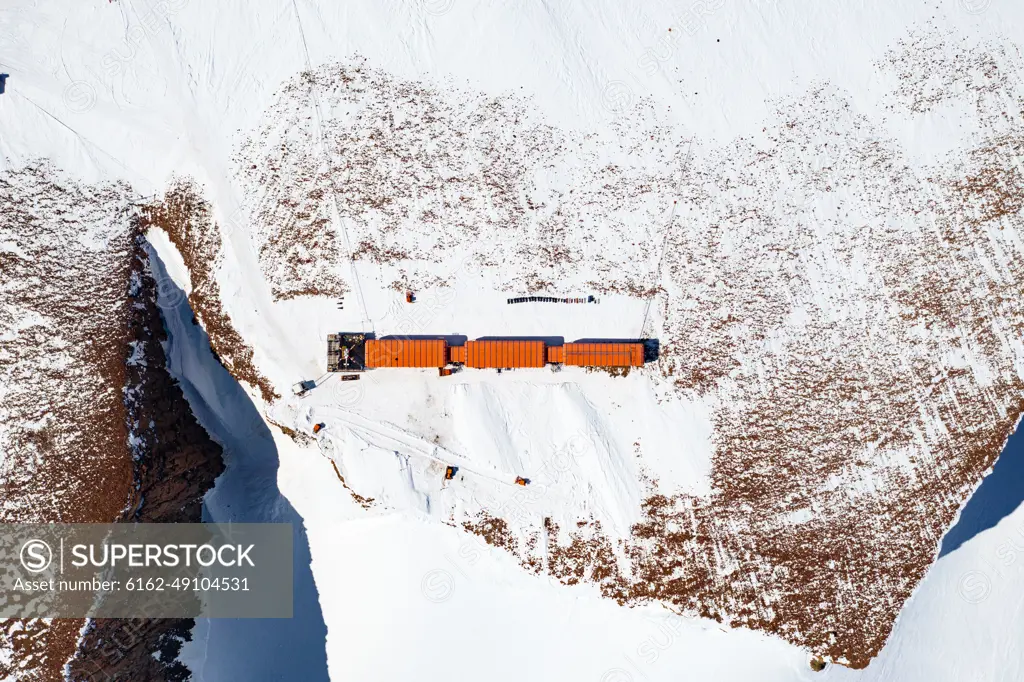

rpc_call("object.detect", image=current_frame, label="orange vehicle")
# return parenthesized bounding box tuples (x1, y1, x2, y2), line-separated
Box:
(514, 476, 530, 486)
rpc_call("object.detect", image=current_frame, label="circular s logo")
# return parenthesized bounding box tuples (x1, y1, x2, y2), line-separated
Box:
(957, 570, 991, 604)
(601, 80, 634, 115)
(20, 539, 53, 573)
(420, 569, 455, 603)
(62, 80, 96, 113)
(959, 0, 990, 14)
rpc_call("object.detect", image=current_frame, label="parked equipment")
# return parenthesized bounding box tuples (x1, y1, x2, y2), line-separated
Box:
(313, 423, 325, 434)
(507, 295, 598, 304)
(327, 333, 368, 372)
(292, 380, 317, 396)
(341, 374, 360, 381)
(444, 466, 458, 481)
(514, 476, 530, 486)
(439, 368, 453, 377)
(405, 291, 415, 303)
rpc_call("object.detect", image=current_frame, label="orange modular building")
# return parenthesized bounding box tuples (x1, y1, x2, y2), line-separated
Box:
(562, 342, 644, 367)
(448, 345, 467, 364)
(365, 339, 447, 368)
(332, 333, 647, 371)
(464, 340, 546, 369)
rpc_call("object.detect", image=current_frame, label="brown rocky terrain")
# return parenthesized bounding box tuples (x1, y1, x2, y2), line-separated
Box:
(0, 163, 136, 680)
(0, 165, 228, 680)
(64, 234, 226, 682)
(228, 25, 1024, 667)
(140, 180, 277, 404)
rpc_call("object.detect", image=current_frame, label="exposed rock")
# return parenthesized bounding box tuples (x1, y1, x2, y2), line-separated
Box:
(0, 164, 230, 680)
(139, 180, 278, 404)
(65, 234, 226, 682)
(0, 163, 136, 681)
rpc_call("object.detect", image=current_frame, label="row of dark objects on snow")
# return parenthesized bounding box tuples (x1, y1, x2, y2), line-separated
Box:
(507, 295, 596, 304)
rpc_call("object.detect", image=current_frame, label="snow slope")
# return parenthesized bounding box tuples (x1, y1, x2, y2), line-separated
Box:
(144, 245, 330, 682)
(272, 364, 713, 537)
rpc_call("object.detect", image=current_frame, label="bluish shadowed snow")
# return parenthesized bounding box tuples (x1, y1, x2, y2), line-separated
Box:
(146, 246, 329, 681)
(940, 418, 1024, 557)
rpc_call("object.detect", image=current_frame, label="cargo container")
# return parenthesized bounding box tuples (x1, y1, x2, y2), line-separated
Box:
(365, 339, 447, 368)
(464, 340, 546, 368)
(562, 342, 644, 367)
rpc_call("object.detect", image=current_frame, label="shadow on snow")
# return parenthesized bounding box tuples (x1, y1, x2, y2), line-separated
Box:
(147, 245, 329, 682)
(940, 417, 1024, 558)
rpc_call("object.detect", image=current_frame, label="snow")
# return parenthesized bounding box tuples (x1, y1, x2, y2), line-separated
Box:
(300, 509, 814, 682)
(144, 227, 193, 299)
(278, 366, 715, 542)
(144, 245, 330, 681)
(3, 0, 1024, 678)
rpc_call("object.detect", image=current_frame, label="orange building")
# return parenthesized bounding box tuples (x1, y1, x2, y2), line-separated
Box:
(448, 345, 467, 364)
(562, 342, 644, 367)
(332, 333, 647, 372)
(463, 340, 546, 368)
(365, 339, 447, 368)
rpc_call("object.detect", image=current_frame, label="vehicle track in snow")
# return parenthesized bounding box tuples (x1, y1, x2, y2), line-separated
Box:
(639, 138, 692, 339)
(312, 404, 526, 489)
(289, 0, 374, 333)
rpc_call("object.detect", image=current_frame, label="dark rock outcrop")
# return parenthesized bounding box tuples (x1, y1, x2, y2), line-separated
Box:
(65, 232, 226, 682)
